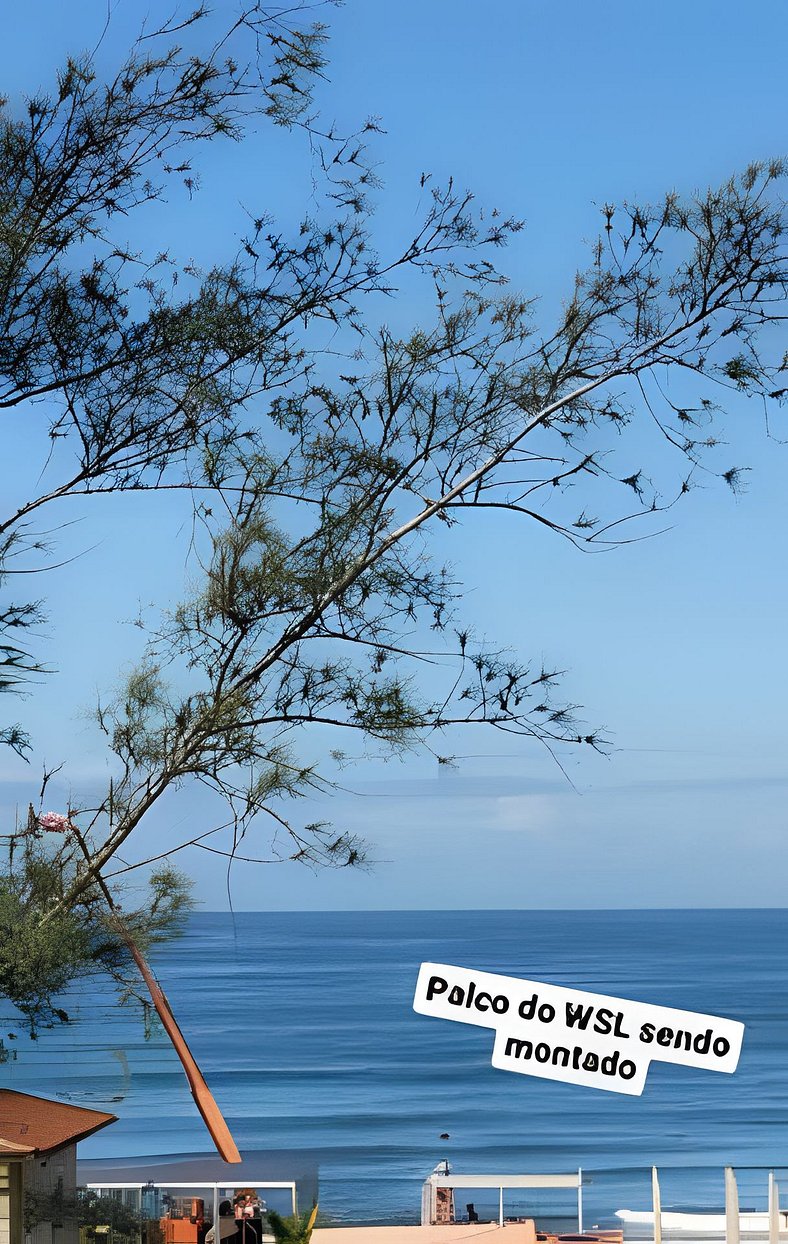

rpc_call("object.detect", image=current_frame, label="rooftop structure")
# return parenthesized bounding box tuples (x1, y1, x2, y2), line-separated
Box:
(0, 1091, 118, 1244)
(78, 1150, 320, 1224)
(0, 1090, 116, 1158)
(421, 1168, 583, 1230)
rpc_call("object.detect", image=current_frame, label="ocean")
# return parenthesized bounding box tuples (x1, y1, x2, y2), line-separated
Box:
(3, 909, 788, 1226)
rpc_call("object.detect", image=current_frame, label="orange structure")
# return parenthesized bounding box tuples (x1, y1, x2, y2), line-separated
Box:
(159, 1195, 206, 1244)
(122, 929, 242, 1163)
(66, 822, 241, 1164)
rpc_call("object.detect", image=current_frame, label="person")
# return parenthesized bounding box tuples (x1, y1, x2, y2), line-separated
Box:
(204, 1202, 236, 1244)
(234, 1192, 264, 1220)
(232, 1194, 263, 1244)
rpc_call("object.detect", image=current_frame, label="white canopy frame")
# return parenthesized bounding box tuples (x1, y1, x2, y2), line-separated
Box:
(421, 1169, 583, 1229)
(84, 1181, 298, 1231)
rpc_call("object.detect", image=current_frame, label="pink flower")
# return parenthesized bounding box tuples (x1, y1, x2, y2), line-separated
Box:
(37, 811, 72, 833)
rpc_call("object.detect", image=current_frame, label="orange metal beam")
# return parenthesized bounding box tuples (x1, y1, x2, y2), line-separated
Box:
(54, 814, 242, 1164)
(124, 937, 242, 1163)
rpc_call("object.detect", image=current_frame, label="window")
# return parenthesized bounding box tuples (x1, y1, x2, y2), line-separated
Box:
(0, 1162, 12, 1244)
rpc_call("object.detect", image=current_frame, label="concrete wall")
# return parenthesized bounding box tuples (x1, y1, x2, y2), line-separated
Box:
(24, 1146, 78, 1244)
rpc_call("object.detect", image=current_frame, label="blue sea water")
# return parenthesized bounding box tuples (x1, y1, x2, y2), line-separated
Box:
(3, 909, 788, 1225)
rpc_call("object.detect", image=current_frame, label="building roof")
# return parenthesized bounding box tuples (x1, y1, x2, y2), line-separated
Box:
(0, 1090, 116, 1158)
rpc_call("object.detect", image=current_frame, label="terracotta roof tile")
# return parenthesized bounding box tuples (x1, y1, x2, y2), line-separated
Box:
(0, 1090, 116, 1157)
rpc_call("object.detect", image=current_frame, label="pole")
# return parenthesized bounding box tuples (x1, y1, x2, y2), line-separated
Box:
(578, 1168, 583, 1234)
(725, 1167, 740, 1244)
(768, 1171, 780, 1244)
(499, 1185, 504, 1228)
(652, 1167, 662, 1244)
(66, 817, 241, 1162)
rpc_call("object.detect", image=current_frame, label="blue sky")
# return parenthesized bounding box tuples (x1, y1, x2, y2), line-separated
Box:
(2, 0, 788, 909)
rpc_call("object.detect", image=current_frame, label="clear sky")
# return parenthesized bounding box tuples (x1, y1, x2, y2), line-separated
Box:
(2, 0, 788, 909)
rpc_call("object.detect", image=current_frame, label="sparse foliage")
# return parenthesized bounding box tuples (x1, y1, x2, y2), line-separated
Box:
(25, 1187, 142, 1239)
(0, 807, 192, 1031)
(1, 2, 787, 1028)
(267, 1205, 319, 1243)
(76, 1190, 143, 1240)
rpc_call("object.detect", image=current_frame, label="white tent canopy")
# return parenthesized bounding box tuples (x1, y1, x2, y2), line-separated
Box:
(421, 1169, 583, 1228)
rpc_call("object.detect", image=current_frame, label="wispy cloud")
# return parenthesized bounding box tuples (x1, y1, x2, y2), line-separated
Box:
(493, 793, 563, 834)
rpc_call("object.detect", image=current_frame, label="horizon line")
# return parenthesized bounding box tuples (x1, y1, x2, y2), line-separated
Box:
(189, 905, 788, 914)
